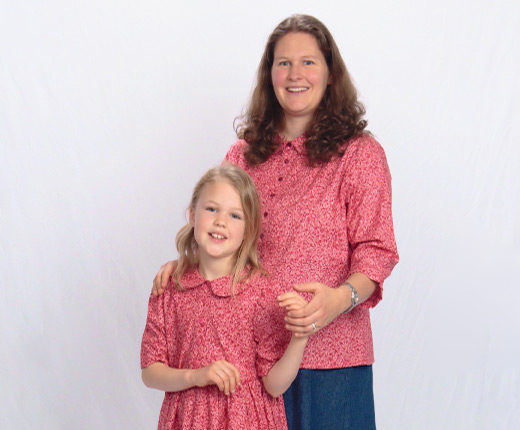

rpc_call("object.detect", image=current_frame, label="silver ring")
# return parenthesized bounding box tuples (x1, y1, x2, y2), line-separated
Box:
(312, 322, 317, 331)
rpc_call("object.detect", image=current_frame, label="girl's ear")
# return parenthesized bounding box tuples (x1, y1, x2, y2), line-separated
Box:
(189, 208, 195, 226)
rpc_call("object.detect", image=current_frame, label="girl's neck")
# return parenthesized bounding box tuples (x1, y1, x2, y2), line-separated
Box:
(198, 259, 234, 281)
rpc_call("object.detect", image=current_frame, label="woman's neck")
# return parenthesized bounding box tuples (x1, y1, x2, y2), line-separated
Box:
(281, 117, 309, 141)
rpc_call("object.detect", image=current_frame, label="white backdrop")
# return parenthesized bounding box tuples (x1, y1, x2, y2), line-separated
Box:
(1, 1, 519, 428)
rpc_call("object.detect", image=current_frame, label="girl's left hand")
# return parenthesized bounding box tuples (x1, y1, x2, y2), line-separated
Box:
(278, 282, 349, 337)
(276, 291, 308, 312)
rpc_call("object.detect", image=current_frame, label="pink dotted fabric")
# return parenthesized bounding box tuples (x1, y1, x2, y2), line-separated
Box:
(225, 133, 399, 369)
(141, 268, 288, 430)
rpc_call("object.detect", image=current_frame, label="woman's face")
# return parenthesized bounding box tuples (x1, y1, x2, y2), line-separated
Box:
(271, 32, 330, 129)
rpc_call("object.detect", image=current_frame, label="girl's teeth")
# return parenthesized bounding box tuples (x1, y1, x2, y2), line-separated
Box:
(211, 233, 224, 239)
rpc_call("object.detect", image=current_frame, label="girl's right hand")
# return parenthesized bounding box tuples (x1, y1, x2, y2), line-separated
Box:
(192, 360, 241, 395)
(152, 260, 178, 296)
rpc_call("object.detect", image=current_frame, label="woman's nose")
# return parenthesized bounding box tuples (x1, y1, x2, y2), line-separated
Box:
(288, 64, 301, 80)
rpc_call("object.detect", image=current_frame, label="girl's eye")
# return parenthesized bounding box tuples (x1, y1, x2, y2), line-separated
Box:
(206, 207, 216, 212)
(231, 213, 242, 220)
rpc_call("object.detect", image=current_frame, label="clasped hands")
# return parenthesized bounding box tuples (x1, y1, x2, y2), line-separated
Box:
(277, 282, 348, 337)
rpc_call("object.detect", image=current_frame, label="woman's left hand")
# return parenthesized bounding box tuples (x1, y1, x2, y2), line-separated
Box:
(277, 282, 350, 337)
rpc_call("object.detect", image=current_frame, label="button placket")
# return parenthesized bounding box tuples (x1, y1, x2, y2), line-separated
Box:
(277, 141, 294, 184)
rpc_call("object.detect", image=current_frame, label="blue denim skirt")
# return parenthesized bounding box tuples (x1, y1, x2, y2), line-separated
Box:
(283, 366, 376, 430)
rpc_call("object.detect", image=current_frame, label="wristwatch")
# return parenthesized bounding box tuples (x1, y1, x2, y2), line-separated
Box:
(343, 282, 359, 314)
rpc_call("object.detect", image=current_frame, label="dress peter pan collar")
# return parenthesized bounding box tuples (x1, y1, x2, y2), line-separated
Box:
(179, 267, 253, 298)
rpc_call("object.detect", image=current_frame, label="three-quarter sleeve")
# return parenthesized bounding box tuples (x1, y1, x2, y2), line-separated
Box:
(344, 138, 399, 308)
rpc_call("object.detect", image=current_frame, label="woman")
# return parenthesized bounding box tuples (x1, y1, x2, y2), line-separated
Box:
(153, 14, 398, 430)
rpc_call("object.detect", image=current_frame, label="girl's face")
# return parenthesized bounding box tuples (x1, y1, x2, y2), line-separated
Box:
(190, 180, 246, 277)
(271, 32, 330, 130)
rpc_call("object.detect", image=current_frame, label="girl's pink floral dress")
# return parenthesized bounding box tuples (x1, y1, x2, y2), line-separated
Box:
(141, 268, 289, 430)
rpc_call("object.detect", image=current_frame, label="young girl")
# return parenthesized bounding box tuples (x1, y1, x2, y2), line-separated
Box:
(141, 164, 307, 430)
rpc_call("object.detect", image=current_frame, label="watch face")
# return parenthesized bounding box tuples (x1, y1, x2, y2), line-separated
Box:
(352, 290, 359, 305)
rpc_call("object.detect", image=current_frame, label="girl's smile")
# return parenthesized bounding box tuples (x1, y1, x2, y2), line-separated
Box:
(190, 179, 246, 280)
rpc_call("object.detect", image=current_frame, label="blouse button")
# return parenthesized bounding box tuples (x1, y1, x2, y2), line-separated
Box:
(284, 159, 289, 164)
(270, 193, 275, 198)
(287, 142, 292, 147)
(264, 212, 268, 217)
(260, 233, 264, 239)
(278, 177, 283, 182)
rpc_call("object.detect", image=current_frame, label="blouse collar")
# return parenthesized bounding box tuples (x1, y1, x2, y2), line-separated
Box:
(277, 133, 307, 155)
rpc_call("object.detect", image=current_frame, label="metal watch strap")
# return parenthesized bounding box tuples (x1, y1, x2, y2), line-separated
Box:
(343, 282, 359, 314)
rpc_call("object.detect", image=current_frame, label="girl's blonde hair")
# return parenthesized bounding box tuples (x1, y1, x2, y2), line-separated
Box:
(174, 163, 264, 292)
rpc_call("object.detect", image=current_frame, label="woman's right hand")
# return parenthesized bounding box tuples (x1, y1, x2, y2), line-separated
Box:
(152, 260, 178, 296)
(192, 360, 241, 395)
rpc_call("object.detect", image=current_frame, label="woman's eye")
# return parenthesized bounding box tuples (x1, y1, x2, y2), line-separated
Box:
(279, 61, 289, 66)
(303, 60, 314, 65)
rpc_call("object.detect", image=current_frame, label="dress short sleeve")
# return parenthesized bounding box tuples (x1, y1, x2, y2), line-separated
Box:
(141, 293, 168, 369)
(253, 285, 290, 378)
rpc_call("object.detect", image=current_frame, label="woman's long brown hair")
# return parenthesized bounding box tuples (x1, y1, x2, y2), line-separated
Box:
(235, 14, 368, 167)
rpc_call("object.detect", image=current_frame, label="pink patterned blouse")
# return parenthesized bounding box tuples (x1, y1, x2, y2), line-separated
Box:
(141, 268, 288, 430)
(225, 132, 399, 369)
